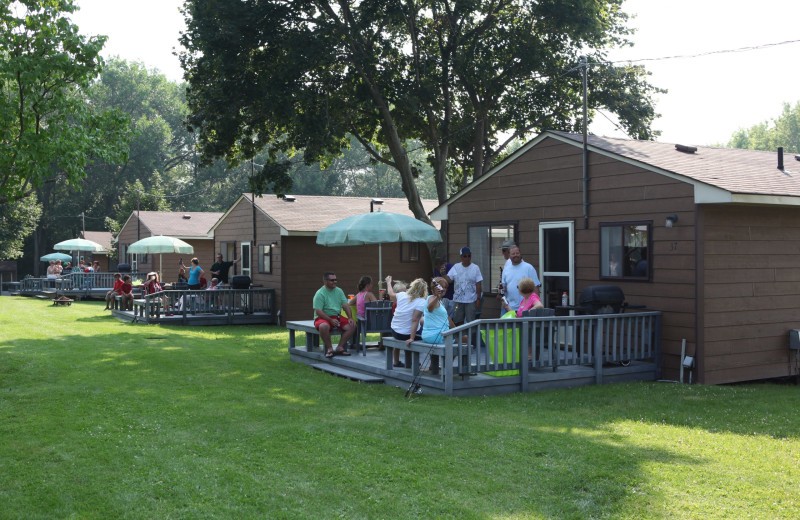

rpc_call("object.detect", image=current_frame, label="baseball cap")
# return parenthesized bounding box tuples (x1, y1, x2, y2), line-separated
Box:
(501, 240, 516, 250)
(460, 246, 471, 256)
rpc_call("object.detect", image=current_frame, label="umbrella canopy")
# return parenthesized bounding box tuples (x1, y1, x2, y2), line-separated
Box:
(53, 238, 105, 252)
(127, 235, 194, 279)
(127, 235, 194, 255)
(40, 252, 73, 263)
(317, 210, 442, 247)
(317, 210, 442, 285)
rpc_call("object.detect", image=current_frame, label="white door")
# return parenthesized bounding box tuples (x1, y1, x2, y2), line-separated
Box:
(538, 221, 574, 308)
(241, 242, 251, 278)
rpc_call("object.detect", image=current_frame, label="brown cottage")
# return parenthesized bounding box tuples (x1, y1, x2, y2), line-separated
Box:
(210, 194, 439, 323)
(116, 211, 223, 276)
(431, 130, 800, 385)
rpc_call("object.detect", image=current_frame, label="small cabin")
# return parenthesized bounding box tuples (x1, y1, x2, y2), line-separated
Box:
(430, 130, 800, 384)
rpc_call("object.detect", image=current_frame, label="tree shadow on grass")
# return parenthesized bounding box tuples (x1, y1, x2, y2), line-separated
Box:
(2, 327, 798, 519)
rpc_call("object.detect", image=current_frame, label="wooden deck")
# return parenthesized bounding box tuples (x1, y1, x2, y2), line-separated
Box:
(112, 288, 277, 326)
(290, 312, 662, 396)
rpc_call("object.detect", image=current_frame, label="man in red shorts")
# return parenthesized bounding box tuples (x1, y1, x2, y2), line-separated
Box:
(313, 271, 355, 358)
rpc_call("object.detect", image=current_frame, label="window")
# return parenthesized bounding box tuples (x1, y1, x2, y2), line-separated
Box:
(600, 221, 651, 281)
(220, 241, 235, 262)
(258, 244, 272, 274)
(467, 222, 517, 293)
(400, 242, 420, 263)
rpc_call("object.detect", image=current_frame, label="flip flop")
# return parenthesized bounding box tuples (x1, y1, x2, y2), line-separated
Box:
(335, 349, 351, 356)
(325, 350, 335, 358)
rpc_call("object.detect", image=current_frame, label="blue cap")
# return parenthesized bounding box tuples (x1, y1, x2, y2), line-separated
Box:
(460, 247, 471, 256)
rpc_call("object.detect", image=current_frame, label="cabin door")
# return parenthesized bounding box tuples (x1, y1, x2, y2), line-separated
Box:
(538, 221, 575, 308)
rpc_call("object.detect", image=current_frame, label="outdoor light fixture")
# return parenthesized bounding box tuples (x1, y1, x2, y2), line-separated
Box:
(270, 241, 278, 248)
(665, 214, 678, 228)
(370, 198, 384, 212)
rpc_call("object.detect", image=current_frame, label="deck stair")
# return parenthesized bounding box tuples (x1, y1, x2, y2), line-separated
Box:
(310, 363, 384, 383)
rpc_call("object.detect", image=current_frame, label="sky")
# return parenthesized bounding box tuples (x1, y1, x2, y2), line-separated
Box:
(71, 0, 800, 147)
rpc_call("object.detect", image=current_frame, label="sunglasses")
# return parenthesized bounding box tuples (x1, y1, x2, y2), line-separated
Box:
(461, 254, 471, 258)
(327, 278, 338, 282)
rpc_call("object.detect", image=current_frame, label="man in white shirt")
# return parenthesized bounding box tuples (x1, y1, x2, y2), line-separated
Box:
(501, 246, 541, 312)
(444, 246, 483, 324)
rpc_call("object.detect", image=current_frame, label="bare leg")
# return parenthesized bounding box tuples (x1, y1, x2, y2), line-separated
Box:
(318, 322, 334, 353)
(337, 322, 356, 351)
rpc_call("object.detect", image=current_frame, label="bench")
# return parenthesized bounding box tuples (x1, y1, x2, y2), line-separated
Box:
(286, 320, 355, 353)
(52, 298, 73, 306)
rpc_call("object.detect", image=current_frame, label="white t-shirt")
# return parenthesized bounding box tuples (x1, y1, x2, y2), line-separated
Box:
(502, 260, 540, 310)
(447, 262, 483, 303)
(391, 292, 426, 335)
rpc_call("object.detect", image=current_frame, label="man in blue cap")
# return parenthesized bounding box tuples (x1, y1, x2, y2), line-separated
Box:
(444, 246, 483, 325)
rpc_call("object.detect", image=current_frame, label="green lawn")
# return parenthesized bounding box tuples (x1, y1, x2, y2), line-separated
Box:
(1, 296, 798, 519)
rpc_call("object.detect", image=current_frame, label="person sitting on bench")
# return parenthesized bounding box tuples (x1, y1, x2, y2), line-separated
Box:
(313, 271, 356, 358)
(119, 275, 134, 311)
(104, 273, 124, 310)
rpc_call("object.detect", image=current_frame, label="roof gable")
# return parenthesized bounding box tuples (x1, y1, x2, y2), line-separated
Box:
(431, 131, 800, 219)
(131, 211, 223, 238)
(232, 194, 440, 235)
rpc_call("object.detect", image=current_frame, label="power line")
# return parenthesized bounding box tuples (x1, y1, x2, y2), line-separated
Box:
(606, 39, 800, 65)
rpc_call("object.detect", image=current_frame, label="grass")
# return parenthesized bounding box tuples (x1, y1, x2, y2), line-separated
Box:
(1, 296, 799, 519)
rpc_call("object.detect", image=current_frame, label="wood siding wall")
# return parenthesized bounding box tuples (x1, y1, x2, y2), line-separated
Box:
(700, 205, 800, 384)
(446, 138, 697, 379)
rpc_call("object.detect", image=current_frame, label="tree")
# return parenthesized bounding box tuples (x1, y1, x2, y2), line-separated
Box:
(727, 101, 800, 153)
(180, 0, 660, 224)
(0, 0, 130, 205)
(0, 195, 41, 259)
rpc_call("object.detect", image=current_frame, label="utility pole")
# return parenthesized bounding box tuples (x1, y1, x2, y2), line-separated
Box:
(80, 211, 85, 236)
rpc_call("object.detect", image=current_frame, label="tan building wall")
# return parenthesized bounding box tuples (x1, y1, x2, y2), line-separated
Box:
(444, 137, 697, 380)
(699, 205, 800, 384)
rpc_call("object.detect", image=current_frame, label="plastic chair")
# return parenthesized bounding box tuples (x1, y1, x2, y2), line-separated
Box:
(358, 301, 394, 356)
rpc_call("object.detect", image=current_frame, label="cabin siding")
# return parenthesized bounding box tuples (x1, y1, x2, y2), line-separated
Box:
(700, 205, 800, 384)
(444, 137, 697, 380)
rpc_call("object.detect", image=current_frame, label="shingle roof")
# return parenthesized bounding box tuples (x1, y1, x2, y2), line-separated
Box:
(136, 211, 223, 238)
(551, 131, 800, 197)
(245, 195, 440, 233)
(81, 231, 113, 252)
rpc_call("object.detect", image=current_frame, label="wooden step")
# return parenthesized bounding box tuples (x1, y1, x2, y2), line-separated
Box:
(310, 363, 384, 383)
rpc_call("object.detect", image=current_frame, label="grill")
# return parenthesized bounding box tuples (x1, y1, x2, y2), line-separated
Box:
(574, 285, 644, 315)
(116, 263, 132, 273)
(230, 275, 251, 289)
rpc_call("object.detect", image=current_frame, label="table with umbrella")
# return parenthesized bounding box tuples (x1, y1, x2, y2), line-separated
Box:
(40, 253, 74, 263)
(53, 238, 106, 289)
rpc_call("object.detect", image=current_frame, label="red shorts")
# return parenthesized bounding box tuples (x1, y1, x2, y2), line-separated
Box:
(315, 316, 350, 331)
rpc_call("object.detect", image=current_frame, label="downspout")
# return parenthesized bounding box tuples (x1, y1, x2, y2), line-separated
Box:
(581, 56, 589, 230)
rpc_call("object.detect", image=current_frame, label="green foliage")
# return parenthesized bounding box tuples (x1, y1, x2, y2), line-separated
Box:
(727, 101, 800, 153)
(0, 0, 130, 205)
(1, 297, 800, 519)
(180, 0, 660, 215)
(0, 195, 41, 259)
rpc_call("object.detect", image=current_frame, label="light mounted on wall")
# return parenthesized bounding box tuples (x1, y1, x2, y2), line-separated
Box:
(270, 241, 278, 248)
(665, 214, 678, 228)
(370, 198, 384, 213)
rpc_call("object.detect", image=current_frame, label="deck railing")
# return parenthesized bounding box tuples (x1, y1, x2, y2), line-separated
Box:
(132, 288, 276, 323)
(57, 272, 149, 292)
(434, 311, 662, 394)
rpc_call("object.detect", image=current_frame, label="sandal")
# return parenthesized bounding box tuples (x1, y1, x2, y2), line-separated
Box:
(335, 349, 351, 356)
(325, 349, 335, 358)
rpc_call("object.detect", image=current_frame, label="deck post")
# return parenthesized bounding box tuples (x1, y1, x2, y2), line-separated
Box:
(519, 320, 529, 392)
(444, 335, 454, 396)
(594, 316, 604, 385)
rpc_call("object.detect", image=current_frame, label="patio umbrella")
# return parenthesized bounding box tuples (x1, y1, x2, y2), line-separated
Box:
(40, 252, 74, 263)
(53, 238, 105, 252)
(127, 235, 194, 279)
(316, 209, 442, 285)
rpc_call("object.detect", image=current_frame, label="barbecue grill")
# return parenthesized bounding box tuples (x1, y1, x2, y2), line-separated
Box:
(230, 275, 251, 289)
(563, 285, 645, 315)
